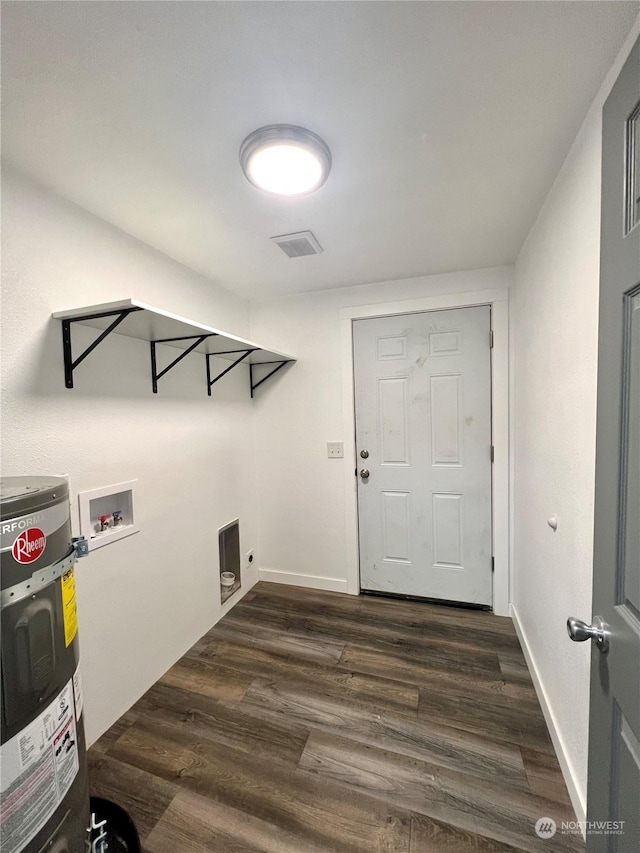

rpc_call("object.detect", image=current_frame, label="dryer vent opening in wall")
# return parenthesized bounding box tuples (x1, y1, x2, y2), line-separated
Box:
(219, 519, 241, 604)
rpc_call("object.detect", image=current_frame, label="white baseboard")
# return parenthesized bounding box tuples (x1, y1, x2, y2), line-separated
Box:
(510, 604, 587, 829)
(258, 568, 348, 594)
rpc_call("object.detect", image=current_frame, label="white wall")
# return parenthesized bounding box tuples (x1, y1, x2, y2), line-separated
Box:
(510, 18, 640, 822)
(1, 169, 259, 744)
(250, 266, 511, 593)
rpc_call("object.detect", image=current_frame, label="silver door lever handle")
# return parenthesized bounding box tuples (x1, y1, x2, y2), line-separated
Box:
(566, 616, 609, 654)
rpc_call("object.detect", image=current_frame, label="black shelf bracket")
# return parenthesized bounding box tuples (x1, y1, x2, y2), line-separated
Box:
(150, 333, 218, 393)
(250, 360, 291, 398)
(206, 349, 257, 395)
(62, 307, 144, 389)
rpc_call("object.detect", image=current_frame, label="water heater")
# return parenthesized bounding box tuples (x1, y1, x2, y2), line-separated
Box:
(0, 477, 89, 853)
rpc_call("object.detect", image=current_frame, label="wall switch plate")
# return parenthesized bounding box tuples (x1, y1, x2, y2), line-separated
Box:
(246, 549, 254, 566)
(327, 442, 344, 458)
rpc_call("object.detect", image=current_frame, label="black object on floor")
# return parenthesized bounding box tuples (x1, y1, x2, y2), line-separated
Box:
(89, 797, 141, 853)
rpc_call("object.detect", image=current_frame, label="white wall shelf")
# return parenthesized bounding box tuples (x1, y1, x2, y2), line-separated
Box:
(52, 298, 295, 397)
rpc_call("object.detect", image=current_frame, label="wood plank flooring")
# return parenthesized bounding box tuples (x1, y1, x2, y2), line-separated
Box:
(87, 583, 584, 853)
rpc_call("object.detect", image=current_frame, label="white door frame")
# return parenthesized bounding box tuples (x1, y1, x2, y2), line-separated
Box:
(339, 287, 510, 616)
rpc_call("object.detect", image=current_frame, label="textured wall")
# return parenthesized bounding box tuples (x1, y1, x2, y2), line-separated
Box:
(510, 18, 639, 814)
(250, 266, 511, 590)
(1, 169, 259, 744)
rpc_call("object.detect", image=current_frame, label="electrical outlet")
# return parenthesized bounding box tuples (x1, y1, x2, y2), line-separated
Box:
(246, 549, 254, 566)
(327, 441, 344, 458)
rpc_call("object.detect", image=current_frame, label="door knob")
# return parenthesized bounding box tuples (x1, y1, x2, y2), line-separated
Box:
(359, 469, 370, 480)
(566, 616, 609, 654)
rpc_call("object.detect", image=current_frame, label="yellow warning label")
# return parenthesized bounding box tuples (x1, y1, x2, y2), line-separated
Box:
(61, 568, 78, 647)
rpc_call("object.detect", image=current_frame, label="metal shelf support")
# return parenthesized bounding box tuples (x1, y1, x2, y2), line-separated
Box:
(206, 349, 257, 395)
(55, 300, 296, 397)
(150, 333, 218, 393)
(62, 307, 144, 389)
(250, 360, 290, 398)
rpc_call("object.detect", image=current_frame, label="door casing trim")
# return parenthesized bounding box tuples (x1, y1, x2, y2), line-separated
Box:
(339, 287, 510, 616)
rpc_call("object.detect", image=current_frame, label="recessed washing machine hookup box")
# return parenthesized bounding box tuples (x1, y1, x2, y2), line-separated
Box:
(78, 480, 138, 551)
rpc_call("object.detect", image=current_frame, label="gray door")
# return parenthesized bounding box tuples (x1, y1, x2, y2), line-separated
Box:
(353, 307, 493, 606)
(583, 36, 640, 853)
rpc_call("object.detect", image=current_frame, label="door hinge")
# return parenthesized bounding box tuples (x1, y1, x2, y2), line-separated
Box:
(491, 556, 495, 573)
(490, 445, 494, 463)
(490, 330, 494, 348)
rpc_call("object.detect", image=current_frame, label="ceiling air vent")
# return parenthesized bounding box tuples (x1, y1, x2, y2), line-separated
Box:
(271, 230, 323, 258)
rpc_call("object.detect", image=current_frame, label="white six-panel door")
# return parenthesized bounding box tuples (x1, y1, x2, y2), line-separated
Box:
(353, 306, 493, 606)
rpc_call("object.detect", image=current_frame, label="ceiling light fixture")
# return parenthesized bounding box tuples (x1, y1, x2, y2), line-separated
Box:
(239, 124, 331, 197)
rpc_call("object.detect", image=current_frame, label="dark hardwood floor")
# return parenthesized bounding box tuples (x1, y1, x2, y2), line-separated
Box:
(88, 582, 584, 853)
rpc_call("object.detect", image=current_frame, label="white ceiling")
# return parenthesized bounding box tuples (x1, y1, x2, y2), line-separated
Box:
(2, 1, 638, 300)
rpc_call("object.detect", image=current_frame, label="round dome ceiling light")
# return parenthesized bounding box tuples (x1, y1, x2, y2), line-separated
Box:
(240, 125, 331, 197)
